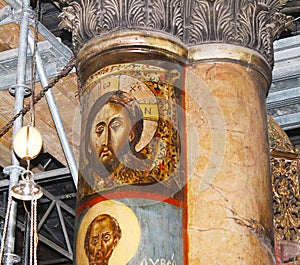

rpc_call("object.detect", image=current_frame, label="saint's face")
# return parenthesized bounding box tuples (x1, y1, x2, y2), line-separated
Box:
(87, 217, 116, 265)
(90, 102, 133, 170)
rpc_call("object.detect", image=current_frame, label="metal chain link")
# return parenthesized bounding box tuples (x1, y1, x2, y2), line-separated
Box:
(33, 199, 38, 265)
(0, 55, 76, 138)
(0, 195, 13, 265)
(30, 200, 33, 265)
(21, 213, 28, 265)
(29, 0, 41, 127)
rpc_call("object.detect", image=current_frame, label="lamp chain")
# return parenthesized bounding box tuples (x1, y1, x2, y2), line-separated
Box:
(0, 195, 13, 264)
(30, 200, 33, 265)
(33, 199, 38, 265)
(0, 54, 76, 138)
(0, 0, 76, 138)
(21, 213, 28, 265)
(29, 0, 41, 127)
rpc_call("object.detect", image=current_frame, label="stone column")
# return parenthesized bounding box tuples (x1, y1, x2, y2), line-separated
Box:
(185, 49, 273, 264)
(59, 1, 293, 264)
(73, 33, 187, 265)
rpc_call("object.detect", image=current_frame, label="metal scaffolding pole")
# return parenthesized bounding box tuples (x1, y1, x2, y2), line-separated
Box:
(4, 0, 30, 263)
(27, 32, 78, 188)
(2, 0, 19, 12)
(0, 0, 77, 262)
(0, 6, 11, 22)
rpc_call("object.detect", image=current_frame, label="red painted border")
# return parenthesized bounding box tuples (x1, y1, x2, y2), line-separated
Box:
(76, 63, 189, 264)
(76, 191, 184, 215)
(181, 65, 189, 265)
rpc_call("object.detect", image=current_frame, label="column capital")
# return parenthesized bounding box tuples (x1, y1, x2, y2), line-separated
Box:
(59, 0, 294, 68)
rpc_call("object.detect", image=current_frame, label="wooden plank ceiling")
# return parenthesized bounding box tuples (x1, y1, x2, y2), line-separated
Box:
(0, 0, 80, 171)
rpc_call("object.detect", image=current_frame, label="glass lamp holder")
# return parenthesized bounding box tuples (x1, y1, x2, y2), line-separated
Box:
(10, 170, 43, 201)
(0, 170, 42, 265)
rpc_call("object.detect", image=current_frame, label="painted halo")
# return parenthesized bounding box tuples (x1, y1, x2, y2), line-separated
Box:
(76, 200, 141, 265)
(88, 74, 159, 151)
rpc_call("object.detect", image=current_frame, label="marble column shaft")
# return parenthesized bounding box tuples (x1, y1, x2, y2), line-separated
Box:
(185, 58, 273, 264)
(58, 0, 294, 264)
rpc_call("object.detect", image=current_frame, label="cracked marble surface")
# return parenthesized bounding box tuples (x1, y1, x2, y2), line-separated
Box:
(185, 62, 274, 264)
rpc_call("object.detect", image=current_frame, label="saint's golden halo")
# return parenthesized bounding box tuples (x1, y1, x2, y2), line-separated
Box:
(76, 200, 141, 265)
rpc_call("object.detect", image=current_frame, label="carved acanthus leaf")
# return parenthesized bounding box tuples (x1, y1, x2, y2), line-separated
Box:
(214, 0, 235, 42)
(59, 0, 295, 65)
(268, 12, 295, 40)
(102, 0, 121, 30)
(149, 0, 166, 30)
(126, 0, 146, 28)
(189, 0, 209, 43)
(59, 0, 103, 51)
(171, 0, 184, 40)
(236, 2, 271, 63)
